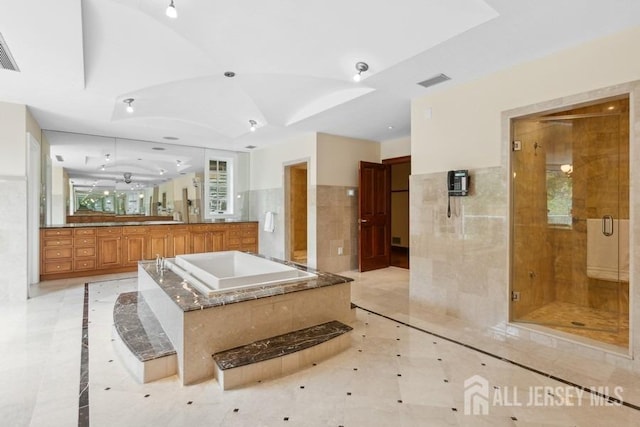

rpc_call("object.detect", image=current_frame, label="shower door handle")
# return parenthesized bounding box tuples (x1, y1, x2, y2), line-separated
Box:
(602, 215, 614, 236)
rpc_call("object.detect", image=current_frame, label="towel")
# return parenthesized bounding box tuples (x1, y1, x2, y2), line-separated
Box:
(264, 211, 275, 232)
(586, 218, 629, 282)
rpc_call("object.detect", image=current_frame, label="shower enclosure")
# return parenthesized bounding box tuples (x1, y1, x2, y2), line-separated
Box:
(510, 96, 629, 349)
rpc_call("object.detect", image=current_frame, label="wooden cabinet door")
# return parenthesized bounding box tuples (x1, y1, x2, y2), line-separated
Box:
(122, 234, 146, 267)
(97, 236, 122, 269)
(210, 231, 226, 252)
(147, 233, 169, 259)
(171, 230, 190, 257)
(191, 231, 208, 254)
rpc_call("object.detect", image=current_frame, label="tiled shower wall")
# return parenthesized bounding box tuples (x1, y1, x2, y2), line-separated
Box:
(409, 167, 509, 327)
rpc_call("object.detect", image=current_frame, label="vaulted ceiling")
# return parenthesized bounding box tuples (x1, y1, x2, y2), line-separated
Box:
(2, 0, 640, 188)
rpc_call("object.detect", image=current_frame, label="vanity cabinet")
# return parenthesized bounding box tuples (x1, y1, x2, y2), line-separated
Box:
(97, 227, 122, 269)
(73, 228, 97, 271)
(190, 224, 226, 253)
(169, 226, 190, 256)
(40, 222, 258, 280)
(41, 228, 74, 275)
(122, 227, 147, 267)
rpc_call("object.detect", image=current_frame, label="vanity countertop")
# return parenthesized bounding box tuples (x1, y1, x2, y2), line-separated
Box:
(41, 220, 257, 229)
(139, 256, 353, 312)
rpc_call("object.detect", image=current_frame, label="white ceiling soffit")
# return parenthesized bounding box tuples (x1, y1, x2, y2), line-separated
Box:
(0, 0, 84, 97)
(85, 0, 497, 142)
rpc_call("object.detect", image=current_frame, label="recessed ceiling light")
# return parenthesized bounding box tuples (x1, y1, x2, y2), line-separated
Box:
(163, 136, 179, 140)
(224, 71, 236, 78)
(387, 126, 394, 130)
(152, 147, 166, 151)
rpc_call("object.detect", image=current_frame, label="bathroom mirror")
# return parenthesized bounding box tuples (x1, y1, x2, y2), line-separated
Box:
(44, 131, 250, 224)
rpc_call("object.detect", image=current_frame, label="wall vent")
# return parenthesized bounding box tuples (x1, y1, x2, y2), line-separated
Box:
(0, 32, 20, 72)
(55, 155, 64, 162)
(418, 73, 450, 89)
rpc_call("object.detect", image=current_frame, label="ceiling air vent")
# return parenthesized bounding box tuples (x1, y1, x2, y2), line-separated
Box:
(55, 155, 64, 162)
(0, 33, 20, 72)
(418, 73, 450, 89)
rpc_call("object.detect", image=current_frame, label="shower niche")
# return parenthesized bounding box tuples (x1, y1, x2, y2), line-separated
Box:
(510, 94, 629, 350)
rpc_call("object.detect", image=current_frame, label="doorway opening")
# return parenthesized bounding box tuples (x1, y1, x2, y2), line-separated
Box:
(384, 157, 410, 269)
(358, 156, 410, 272)
(285, 162, 308, 264)
(510, 95, 629, 349)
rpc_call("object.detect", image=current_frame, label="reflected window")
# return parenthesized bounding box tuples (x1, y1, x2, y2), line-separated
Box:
(547, 168, 572, 226)
(207, 157, 233, 216)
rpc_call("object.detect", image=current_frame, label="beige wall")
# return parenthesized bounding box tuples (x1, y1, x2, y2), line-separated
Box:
(0, 102, 27, 176)
(316, 132, 379, 186)
(381, 136, 411, 160)
(410, 26, 640, 371)
(412, 26, 640, 175)
(250, 133, 317, 190)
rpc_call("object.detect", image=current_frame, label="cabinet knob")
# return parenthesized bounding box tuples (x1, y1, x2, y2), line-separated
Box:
(56, 241, 60, 244)
(57, 252, 61, 256)
(56, 265, 60, 269)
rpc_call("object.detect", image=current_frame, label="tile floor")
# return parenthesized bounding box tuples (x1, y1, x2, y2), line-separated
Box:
(1, 267, 639, 426)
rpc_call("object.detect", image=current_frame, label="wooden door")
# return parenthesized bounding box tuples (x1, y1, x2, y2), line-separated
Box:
(358, 161, 390, 272)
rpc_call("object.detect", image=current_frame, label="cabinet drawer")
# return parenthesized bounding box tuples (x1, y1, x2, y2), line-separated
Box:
(97, 227, 122, 236)
(43, 261, 73, 274)
(74, 228, 96, 236)
(44, 247, 72, 260)
(43, 229, 72, 237)
(43, 238, 73, 247)
(74, 237, 96, 247)
(75, 247, 96, 258)
(123, 226, 148, 235)
(74, 259, 96, 271)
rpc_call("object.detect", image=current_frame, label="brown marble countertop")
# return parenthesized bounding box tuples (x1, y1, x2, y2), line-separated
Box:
(139, 255, 353, 312)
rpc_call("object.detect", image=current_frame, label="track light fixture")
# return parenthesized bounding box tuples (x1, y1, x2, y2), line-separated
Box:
(353, 62, 369, 82)
(123, 98, 134, 113)
(249, 120, 257, 132)
(105, 154, 111, 162)
(166, 0, 177, 18)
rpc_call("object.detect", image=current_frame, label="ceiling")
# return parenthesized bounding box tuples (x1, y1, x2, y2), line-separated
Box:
(2, 0, 640, 189)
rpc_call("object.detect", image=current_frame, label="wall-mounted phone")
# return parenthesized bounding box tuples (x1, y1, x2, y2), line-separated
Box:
(448, 170, 469, 196)
(447, 170, 470, 218)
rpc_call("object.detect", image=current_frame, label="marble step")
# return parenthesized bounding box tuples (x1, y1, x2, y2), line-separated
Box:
(112, 292, 177, 383)
(212, 320, 353, 390)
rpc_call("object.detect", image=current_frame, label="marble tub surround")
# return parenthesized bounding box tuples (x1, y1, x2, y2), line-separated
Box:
(112, 292, 176, 361)
(214, 320, 353, 370)
(213, 321, 353, 389)
(139, 254, 352, 311)
(112, 292, 177, 383)
(138, 255, 353, 385)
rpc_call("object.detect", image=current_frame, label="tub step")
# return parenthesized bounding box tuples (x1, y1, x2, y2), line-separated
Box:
(212, 320, 352, 390)
(112, 292, 177, 383)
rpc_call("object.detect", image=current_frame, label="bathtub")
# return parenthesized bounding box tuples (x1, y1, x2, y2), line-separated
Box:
(165, 251, 317, 297)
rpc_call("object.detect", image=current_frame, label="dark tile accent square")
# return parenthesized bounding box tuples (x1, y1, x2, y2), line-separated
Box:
(187, 401, 193, 405)
(397, 399, 403, 403)
(284, 417, 289, 421)
(511, 416, 518, 421)
(144, 394, 150, 398)
(233, 408, 239, 412)
(347, 392, 352, 396)
(451, 408, 458, 412)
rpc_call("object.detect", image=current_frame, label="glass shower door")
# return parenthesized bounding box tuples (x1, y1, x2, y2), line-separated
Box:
(511, 97, 629, 348)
